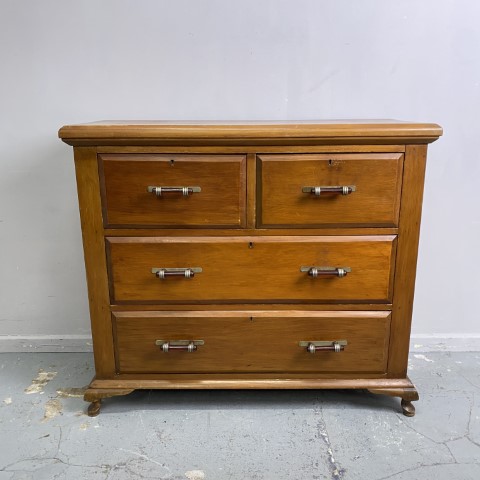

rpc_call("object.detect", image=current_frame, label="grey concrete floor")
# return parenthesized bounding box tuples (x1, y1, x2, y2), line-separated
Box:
(0, 352, 479, 479)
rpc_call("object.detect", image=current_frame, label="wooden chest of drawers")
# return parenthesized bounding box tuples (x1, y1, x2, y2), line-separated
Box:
(59, 120, 442, 416)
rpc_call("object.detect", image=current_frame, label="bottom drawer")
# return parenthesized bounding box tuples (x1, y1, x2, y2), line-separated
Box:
(113, 311, 390, 374)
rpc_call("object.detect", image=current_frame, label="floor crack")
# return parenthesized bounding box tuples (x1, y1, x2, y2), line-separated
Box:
(314, 396, 346, 479)
(395, 414, 447, 446)
(376, 461, 459, 480)
(458, 373, 480, 390)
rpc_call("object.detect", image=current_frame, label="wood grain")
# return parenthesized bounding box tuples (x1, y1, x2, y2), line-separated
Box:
(246, 153, 256, 228)
(63, 121, 442, 415)
(112, 310, 391, 318)
(258, 153, 403, 227)
(89, 377, 421, 390)
(103, 227, 399, 237)
(388, 145, 428, 376)
(110, 304, 393, 311)
(100, 154, 246, 227)
(113, 311, 391, 374)
(96, 145, 407, 154)
(107, 236, 396, 304)
(73, 147, 115, 377)
(59, 120, 443, 147)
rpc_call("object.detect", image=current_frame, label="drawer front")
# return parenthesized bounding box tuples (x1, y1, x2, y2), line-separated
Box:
(107, 236, 396, 303)
(257, 153, 403, 227)
(100, 154, 246, 227)
(113, 311, 390, 374)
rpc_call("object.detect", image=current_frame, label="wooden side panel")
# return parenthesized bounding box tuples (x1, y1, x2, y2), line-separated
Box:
(388, 145, 428, 376)
(113, 311, 391, 374)
(107, 236, 396, 304)
(74, 147, 115, 377)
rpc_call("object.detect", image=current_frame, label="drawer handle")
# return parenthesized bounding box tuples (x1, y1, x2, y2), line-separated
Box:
(302, 185, 356, 196)
(299, 340, 347, 354)
(300, 266, 351, 278)
(152, 267, 202, 279)
(147, 186, 201, 196)
(155, 340, 205, 352)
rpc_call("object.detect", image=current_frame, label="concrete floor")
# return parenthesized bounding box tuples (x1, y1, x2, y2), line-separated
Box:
(0, 352, 479, 479)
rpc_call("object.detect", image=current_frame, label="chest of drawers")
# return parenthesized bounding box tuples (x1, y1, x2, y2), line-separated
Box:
(59, 120, 442, 416)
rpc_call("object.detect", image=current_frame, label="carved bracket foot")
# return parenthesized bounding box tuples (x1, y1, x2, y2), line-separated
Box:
(401, 399, 416, 417)
(84, 388, 134, 417)
(368, 382, 419, 416)
(87, 400, 102, 417)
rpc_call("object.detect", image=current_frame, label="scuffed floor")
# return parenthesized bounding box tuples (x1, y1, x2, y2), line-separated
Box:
(0, 352, 479, 479)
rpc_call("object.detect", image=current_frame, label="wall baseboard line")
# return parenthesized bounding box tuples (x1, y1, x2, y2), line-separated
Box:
(410, 334, 480, 353)
(1, 334, 480, 353)
(0, 335, 93, 353)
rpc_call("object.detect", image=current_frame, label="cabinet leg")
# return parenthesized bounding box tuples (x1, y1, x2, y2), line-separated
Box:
(401, 399, 416, 417)
(368, 379, 419, 416)
(88, 400, 102, 417)
(84, 387, 134, 416)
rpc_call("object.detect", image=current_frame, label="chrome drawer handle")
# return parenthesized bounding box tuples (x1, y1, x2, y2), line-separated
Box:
(299, 340, 347, 354)
(300, 266, 351, 278)
(302, 185, 356, 196)
(152, 267, 202, 279)
(147, 186, 201, 196)
(155, 340, 205, 353)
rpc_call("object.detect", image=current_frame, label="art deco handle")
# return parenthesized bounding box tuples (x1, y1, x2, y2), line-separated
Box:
(155, 340, 205, 352)
(300, 266, 351, 278)
(299, 340, 347, 354)
(147, 186, 201, 196)
(151, 267, 202, 279)
(302, 185, 356, 196)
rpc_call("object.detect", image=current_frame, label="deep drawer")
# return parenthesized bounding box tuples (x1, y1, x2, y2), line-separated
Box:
(257, 153, 403, 227)
(107, 236, 396, 304)
(100, 154, 246, 227)
(113, 311, 391, 374)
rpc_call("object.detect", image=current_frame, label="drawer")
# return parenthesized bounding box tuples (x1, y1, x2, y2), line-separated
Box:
(257, 153, 403, 227)
(100, 154, 246, 227)
(113, 311, 391, 374)
(107, 236, 396, 303)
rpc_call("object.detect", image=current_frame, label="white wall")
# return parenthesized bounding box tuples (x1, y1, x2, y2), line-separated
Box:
(1, 0, 479, 343)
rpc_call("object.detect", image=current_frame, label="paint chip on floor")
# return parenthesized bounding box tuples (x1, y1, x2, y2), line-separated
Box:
(185, 470, 206, 479)
(413, 354, 434, 363)
(41, 398, 62, 423)
(24, 369, 57, 394)
(4, 397, 12, 405)
(57, 387, 86, 398)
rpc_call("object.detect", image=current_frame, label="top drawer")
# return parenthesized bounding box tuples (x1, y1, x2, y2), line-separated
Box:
(257, 153, 403, 228)
(100, 154, 246, 228)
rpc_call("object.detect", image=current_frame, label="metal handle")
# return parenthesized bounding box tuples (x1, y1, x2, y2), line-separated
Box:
(299, 340, 347, 354)
(300, 266, 351, 278)
(302, 185, 356, 196)
(147, 186, 201, 196)
(155, 340, 204, 352)
(152, 267, 202, 279)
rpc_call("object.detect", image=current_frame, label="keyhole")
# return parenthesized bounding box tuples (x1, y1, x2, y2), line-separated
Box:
(249, 242, 254, 249)
(170, 159, 175, 166)
(328, 159, 333, 166)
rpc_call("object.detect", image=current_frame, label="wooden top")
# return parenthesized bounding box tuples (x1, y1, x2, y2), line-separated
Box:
(58, 120, 442, 146)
